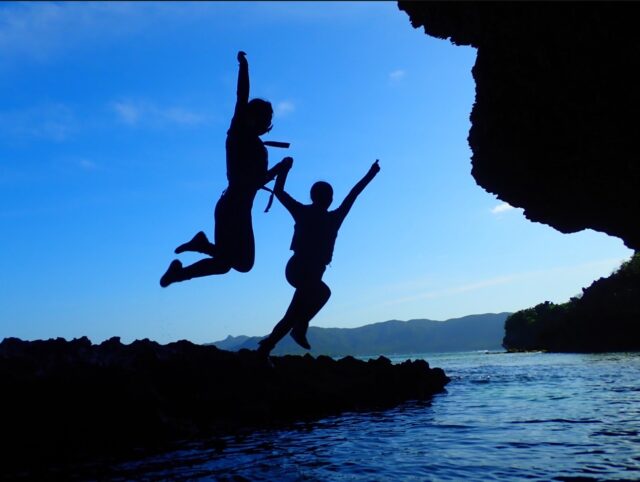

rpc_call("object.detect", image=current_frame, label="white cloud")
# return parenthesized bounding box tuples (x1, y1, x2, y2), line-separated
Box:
(389, 69, 406, 82)
(241, 2, 382, 23)
(112, 102, 140, 125)
(491, 202, 515, 214)
(0, 3, 149, 62)
(162, 107, 204, 126)
(78, 159, 98, 171)
(111, 100, 205, 127)
(274, 101, 295, 118)
(0, 3, 384, 64)
(384, 275, 519, 306)
(378, 257, 630, 309)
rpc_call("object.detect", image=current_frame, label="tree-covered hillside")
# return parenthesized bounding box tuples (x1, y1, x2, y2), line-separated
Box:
(503, 253, 640, 352)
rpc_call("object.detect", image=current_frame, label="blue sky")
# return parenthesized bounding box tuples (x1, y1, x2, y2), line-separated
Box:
(0, 2, 632, 344)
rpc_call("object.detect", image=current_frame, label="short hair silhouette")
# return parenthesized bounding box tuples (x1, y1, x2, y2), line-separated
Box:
(258, 159, 380, 355)
(310, 181, 333, 208)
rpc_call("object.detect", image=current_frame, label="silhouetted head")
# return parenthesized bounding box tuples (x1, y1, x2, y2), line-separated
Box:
(310, 181, 333, 210)
(246, 98, 273, 135)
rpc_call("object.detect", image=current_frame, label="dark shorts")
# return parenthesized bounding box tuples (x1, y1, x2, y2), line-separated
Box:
(285, 254, 326, 289)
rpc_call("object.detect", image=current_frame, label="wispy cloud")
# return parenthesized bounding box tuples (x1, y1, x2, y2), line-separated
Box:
(112, 102, 140, 126)
(378, 258, 629, 308)
(111, 100, 205, 128)
(228, 2, 384, 24)
(162, 107, 204, 126)
(0, 3, 384, 64)
(0, 103, 76, 142)
(0, 3, 150, 62)
(77, 159, 98, 171)
(389, 69, 406, 82)
(491, 202, 515, 214)
(274, 101, 296, 118)
(384, 275, 519, 307)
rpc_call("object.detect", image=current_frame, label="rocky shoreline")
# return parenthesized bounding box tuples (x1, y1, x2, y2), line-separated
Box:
(0, 337, 449, 474)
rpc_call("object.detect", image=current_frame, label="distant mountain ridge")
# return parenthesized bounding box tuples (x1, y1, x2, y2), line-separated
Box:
(210, 313, 510, 356)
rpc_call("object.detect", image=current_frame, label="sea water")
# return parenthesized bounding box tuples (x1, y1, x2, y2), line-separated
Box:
(108, 351, 640, 481)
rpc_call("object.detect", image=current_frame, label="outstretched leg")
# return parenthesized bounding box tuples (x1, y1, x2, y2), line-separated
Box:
(160, 257, 231, 287)
(258, 289, 305, 355)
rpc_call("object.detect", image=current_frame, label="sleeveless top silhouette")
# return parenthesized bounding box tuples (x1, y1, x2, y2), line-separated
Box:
(283, 201, 350, 266)
(226, 120, 268, 193)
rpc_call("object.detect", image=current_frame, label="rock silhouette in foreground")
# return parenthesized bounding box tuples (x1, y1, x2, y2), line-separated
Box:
(0, 337, 448, 471)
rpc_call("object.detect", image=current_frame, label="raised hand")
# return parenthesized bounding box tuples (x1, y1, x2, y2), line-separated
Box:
(281, 156, 293, 170)
(369, 159, 381, 176)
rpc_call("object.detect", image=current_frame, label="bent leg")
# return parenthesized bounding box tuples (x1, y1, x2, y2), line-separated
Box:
(259, 282, 331, 354)
(230, 226, 254, 273)
(290, 282, 331, 349)
(175, 231, 217, 256)
(215, 193, 255, 273)
(225, 211, 254, 273)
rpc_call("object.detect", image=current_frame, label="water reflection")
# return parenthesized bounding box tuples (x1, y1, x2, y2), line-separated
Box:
(107, 351, 640, 481)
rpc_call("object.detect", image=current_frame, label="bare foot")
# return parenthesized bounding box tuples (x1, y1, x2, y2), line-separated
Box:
(160, 259, 182, 287)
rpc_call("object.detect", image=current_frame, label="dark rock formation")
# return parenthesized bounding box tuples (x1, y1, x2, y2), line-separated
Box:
(503, 252, 640, 352)
(0, 337, 448, 473)
(398, 2, 640, 250)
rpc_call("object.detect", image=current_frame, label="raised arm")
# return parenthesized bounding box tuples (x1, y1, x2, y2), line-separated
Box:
(231, 51, 249, 124)
(273, 157, 301, 216)
(335, 160, 380, 220)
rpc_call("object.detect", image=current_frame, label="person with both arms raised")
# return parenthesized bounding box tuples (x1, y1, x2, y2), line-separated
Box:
(258, 157, 381, 356)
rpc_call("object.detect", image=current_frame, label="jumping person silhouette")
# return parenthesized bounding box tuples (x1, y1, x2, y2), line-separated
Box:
(160, 51, 291, 287)
(257, 158, 381, 356)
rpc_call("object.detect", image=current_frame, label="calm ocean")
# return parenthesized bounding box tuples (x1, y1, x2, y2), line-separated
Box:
(108, 351, 640, 481)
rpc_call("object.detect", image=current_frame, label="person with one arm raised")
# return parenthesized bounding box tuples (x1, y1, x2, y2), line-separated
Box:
(161, 51, 291, 287)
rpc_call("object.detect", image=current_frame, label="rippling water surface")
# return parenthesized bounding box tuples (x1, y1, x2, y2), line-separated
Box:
(111, 351, 640, 481)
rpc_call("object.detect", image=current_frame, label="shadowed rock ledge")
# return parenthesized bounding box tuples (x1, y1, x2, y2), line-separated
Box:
(398, 2, 640, 250)
(0, 337, 448, 471)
